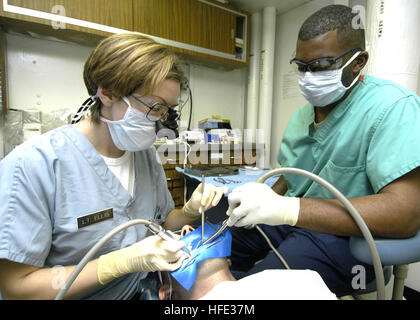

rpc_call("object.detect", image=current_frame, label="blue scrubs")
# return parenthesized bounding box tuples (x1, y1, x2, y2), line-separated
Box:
(0, 125, 174, 299)
(230, 76, 420, 297)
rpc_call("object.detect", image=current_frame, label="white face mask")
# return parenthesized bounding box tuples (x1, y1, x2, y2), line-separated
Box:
(298, 51, 361, 107)
(101, 97, 158, 152)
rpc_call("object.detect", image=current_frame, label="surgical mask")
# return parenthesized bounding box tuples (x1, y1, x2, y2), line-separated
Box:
(100, 97, 158, 152)
(298, 51, 361, 107)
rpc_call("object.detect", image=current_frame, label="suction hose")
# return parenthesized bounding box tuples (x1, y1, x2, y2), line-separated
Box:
(255, 168, 385, 300)
(55, 168, 385, 300)
(55, 219, 153, 300)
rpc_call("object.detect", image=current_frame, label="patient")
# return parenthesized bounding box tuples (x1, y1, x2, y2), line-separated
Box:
(159, 257, 234, 300)
(158, 225, 337, 300)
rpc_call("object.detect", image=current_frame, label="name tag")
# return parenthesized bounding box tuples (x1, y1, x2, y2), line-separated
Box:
(77, 208, 113, 229)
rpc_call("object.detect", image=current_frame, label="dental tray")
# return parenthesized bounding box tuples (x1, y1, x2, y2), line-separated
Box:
(184, 165, 239, 177)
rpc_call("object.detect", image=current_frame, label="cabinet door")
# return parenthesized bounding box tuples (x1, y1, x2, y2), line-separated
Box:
(133, 0, 191, 45)
(133, 0, 235, 55)
(6, 0, 133, 32)
(191, 1, 235, 54)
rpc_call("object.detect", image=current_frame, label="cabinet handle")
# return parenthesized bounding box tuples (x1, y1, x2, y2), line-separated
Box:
(231, 28, 235, 40)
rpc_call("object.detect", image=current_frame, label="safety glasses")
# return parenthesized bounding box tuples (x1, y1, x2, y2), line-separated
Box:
(131, 95, 172, 121)
(290, 47, 363, 73)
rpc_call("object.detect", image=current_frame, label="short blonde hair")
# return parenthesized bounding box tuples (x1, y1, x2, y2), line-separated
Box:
(83, 33, 184, 123)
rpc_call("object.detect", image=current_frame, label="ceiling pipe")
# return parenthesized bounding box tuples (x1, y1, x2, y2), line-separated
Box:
(245, 12, 262, 145)
(258, 6, 277, 168)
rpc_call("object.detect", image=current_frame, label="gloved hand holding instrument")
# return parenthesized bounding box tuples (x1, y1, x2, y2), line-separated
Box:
(226, 182, 300, 227)
(97, 234, 188, 285)
(182, 182, 228, 219)
(55, 180, 228, 299)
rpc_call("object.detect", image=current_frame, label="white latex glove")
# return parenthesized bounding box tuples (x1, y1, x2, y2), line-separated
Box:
(97, 235, 187, 285)
(182, 183, 228, 219)
(226, 183, 300, 227)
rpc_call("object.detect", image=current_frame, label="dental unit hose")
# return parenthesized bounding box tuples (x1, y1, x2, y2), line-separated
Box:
(254, 168, 385, 300)
(55, 219, 183, 300)
(55, 168, 385, 300)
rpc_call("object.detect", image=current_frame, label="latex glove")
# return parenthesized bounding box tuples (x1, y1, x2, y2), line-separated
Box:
(97, 235, 187, 285)
(182, 183, 228, 219)
(226, 183, 300, 227)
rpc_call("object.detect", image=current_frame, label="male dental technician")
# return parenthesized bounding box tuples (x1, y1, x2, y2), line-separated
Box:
(227, 5, 420, 297)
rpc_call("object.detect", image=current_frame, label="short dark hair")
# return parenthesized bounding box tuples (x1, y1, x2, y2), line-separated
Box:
(298, 5, 365, 50)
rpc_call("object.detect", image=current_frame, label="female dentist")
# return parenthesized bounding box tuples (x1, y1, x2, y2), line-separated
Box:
(0, 33, 226, 299)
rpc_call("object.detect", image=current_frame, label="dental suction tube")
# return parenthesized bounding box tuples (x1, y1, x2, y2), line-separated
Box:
(255, 168, 385, 300)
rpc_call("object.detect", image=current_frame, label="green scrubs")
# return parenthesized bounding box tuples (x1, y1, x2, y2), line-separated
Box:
(230, 76, 420, 297)
(278, 75, 420, 199)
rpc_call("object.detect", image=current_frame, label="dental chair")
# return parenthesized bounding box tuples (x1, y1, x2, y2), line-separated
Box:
(349, 230, 420, 300)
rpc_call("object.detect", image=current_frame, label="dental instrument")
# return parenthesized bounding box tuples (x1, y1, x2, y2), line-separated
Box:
(55, 220, 187, 300)
(181, 239, 223, 271)
(202, 219, 228, 246)
(55, 168, 385, 300)
(254, 168, 385, 300)
(202, 167, 384, 299)
(147, 222, 192, 256)
(171, 221, 232, 290)
(202, 219, 291, 269)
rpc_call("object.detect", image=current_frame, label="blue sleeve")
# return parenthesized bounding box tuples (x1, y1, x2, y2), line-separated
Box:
(151, 148, 175, 222)
(0, 144, 55, 267)
(157, 162, 175, 221)
(367, 95, 420, 193)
